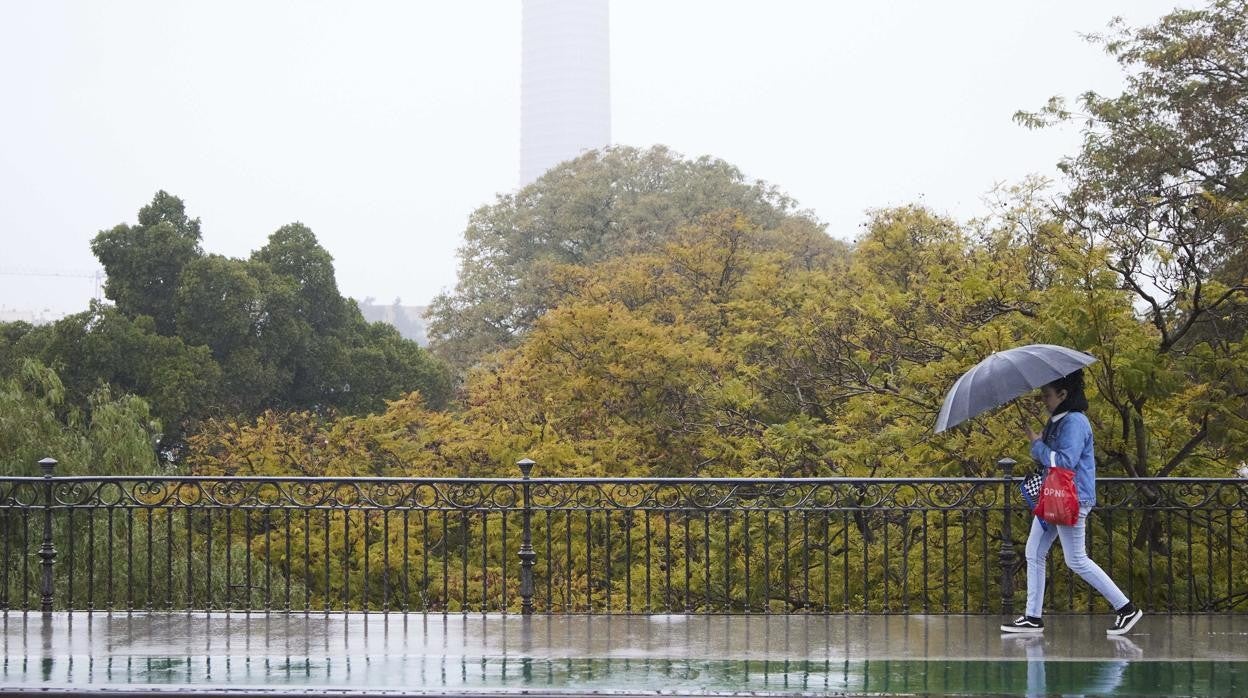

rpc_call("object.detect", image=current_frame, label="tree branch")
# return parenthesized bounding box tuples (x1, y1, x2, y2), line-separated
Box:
(1154, 413, 1210, 478)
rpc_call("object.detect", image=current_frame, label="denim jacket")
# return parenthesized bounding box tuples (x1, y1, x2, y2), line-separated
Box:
(1029, 411, 1097, 506)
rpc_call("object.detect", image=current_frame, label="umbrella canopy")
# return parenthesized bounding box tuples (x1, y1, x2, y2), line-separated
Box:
(934, 344, 1097, 434)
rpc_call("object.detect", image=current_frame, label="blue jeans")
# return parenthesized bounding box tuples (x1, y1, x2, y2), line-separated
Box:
(1025, 504, 1128, 617)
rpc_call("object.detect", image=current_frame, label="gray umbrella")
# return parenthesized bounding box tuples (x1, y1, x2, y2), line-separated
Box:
(934, 344, 1097, 434)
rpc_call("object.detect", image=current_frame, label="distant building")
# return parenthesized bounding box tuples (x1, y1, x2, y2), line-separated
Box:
(520, 0, 611, 185)
(0, 307, 64, 325)
(355, 300, 429, 346)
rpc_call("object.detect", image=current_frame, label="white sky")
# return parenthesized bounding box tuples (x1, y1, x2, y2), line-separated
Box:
(0, 0, 1184, 317)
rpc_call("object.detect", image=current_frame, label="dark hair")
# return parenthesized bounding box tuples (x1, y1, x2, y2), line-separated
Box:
(1046, 368, 1089, 412)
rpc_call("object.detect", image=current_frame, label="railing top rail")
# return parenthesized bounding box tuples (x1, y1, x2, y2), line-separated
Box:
(4, 475, 1000, 484)
(0, 475, 1244, 484)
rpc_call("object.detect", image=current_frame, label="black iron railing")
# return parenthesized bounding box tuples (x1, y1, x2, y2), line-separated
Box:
(1, 458, 1245, 614)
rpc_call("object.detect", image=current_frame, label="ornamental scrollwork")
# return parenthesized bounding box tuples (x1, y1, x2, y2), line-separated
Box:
(0, 476, 1239, 515)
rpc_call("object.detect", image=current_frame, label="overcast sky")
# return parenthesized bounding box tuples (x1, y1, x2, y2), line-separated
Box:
(1, 0, 1185, 317)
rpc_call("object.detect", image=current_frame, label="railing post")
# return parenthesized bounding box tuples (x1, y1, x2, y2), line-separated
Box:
(38, 457, 58, 615)
(998, 457, 1017, 617)
(517, 458, 537, 615)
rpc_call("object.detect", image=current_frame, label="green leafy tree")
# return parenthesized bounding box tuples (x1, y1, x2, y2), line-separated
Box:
(1016, 0, 1248, 475)
(333, 321, 452, 415)
(0, 359, 160, 476)
(91, 191, 204, 334)
(251, 223, 351, 334)
(187, 221, 451, 414)
(39, 303, 220, 440)
(0, 321, 47, 379)
(174, 255, 308, 414)
(75, 193, 453, 429)
(427, 145, 842, 371)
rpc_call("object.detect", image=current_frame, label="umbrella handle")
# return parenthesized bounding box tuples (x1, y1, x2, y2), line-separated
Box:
(1015, 401, 1038, 432)
(1014, 402, 1028, 421)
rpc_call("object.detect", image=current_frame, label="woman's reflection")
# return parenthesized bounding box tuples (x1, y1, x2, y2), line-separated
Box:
(1002, 634, 1142, 697)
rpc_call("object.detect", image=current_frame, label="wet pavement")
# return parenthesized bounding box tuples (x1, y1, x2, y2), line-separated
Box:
(4, 612, 1247, 661)
(1, 612, 1246, 695)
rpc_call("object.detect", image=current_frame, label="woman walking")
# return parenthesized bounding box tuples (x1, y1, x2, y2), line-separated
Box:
(1000, 368, 1144, 636)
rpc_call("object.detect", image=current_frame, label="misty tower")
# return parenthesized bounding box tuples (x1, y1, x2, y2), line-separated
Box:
(520, 0, 611, 185)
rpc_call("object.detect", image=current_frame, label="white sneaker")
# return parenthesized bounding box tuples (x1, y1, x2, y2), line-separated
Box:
(1107, 607, 1143, 636)
(1000, 615, 1044, 633)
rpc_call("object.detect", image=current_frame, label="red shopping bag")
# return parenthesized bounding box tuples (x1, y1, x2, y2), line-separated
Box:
(1034, 466, 1079, 526)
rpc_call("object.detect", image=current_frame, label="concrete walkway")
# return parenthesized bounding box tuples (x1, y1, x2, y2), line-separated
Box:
(2, 613, 1246, 695)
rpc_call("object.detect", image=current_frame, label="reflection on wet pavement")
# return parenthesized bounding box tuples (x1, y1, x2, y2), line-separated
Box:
(2, 613, 1246, 695)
